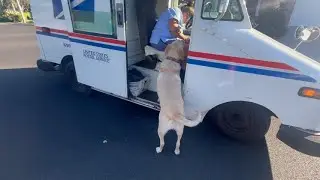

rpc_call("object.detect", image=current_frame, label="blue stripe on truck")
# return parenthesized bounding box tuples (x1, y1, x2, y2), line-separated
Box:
(188, 58, 317, 83)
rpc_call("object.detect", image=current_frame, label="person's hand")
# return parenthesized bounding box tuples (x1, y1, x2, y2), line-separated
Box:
(184, 37, 190, 44)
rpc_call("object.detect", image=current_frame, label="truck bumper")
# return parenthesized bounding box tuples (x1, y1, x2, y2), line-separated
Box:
(36, 59, 57, 72)
(295, 127, 320, 136)
(278, 124, 320, 156)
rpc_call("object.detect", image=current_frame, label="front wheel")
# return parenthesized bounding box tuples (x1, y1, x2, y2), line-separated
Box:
(64, 61, 92, 95)
(213, 102, 272, 142)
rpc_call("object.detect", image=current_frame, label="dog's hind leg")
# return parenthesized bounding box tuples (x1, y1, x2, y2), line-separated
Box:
(174, 127, 184, 155)
(156, 130, 165, 153)
(156, 111, 167, 153)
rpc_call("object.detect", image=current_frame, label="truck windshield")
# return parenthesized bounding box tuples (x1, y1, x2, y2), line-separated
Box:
(246, 0, 320, 63)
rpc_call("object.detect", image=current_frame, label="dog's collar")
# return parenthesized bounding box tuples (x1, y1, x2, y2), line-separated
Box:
(159, 67, 180, 73)
(166, 56, 182, 64)
(159, 56, 183, 73)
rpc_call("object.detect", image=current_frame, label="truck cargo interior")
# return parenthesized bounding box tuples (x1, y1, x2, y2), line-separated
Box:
(125, 0, 189, 107)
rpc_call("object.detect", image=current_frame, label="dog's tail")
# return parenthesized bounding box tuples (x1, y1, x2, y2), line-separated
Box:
(177, 111, 203, 127)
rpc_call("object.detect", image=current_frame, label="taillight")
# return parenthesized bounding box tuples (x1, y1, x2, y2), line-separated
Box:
(298, 87, 320, 100)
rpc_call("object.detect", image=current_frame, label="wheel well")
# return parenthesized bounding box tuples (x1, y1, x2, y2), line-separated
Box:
(60, 55, 73, 73)
(206, 101, 278, 119)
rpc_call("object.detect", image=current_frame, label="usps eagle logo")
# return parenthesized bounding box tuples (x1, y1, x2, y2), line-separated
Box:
(52, 0, 94, 21)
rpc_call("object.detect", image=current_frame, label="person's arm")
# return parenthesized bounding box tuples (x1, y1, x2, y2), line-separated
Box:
(168, 18, 190, 43)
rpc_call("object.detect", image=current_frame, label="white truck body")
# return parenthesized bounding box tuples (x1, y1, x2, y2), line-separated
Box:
(30, 0, 320, 138)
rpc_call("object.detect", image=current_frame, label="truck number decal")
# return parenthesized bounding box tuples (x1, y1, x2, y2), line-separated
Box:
(63, 43, 71, 48)
(83, 50, 110, 63)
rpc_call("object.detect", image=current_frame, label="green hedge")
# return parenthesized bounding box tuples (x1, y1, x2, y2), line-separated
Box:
(0, 15, 14, 22)
(0, 11, 33, 23)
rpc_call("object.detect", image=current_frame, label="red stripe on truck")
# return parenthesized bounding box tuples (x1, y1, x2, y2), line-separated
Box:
(69, 32, 126, 46)
(35, 26, 126, 46)
(188, 51, 299, 72)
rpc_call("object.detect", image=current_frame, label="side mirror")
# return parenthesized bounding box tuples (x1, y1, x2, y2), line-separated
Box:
(295, 26, 312, 42)
(294, 26, 320, 50)
(294, 26, 320, 42)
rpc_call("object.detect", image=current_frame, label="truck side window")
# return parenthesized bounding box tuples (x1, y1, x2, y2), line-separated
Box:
(70, 0, 115, 36)
(201, 0, 243, 21)
(52, 0, 65, 20)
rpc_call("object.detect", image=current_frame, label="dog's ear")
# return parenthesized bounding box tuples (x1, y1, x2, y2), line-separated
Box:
(177, 41, 187, 60)
(178, 47, 185, 60)
(164, 44, 172, 56)
(183, 44, 189, 59)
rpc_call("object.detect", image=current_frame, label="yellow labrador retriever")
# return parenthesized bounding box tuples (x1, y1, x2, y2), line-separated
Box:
(156, 40, 203, 155)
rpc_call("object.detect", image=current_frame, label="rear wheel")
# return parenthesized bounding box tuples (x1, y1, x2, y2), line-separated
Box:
(64, 61, 92, 95)
(213, 102, 272, 142)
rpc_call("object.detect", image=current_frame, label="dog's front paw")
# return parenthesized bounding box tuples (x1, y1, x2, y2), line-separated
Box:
(156, 147, 162, 153)
(174, 149, 180, 155)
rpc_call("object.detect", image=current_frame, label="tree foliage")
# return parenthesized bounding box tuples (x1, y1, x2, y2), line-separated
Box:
(0, 0, 30, 12)
(0, 0, 31, 22)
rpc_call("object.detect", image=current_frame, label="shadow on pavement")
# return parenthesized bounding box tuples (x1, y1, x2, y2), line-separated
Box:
(0, 68, 273, 180)
(277, 125, 320, 157)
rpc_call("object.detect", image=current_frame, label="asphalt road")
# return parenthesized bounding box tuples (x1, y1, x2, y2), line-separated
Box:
(0, 24, 319, 180)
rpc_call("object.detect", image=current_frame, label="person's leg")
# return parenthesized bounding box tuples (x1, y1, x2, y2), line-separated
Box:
(150, 39, 178, 51)
(180, 41, 189, 82)
(150, 40, 167, 51)
(164, 39, 175, 45)
(180, 69, 185, 82)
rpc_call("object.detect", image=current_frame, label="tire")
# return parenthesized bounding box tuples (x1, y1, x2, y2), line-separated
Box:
(213, 102, 272, 142)
(64, 61, 92, 95)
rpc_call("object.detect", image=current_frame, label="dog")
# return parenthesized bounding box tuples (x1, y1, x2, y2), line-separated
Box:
(156, 40, 203, 155)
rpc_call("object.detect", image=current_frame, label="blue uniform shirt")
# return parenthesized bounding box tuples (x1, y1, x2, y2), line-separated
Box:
(150, 7, 183, 45)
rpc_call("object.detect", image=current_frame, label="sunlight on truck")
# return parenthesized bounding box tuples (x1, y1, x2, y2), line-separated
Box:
(31, 0, 320, 142)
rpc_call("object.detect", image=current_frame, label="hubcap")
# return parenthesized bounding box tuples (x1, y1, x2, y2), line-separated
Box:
(223, 111, 250, 132)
